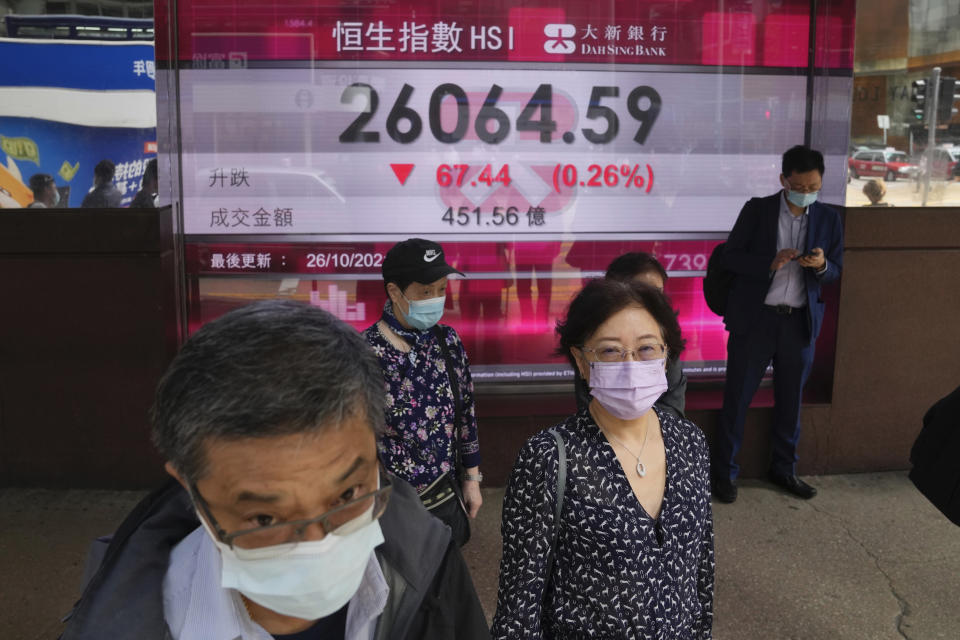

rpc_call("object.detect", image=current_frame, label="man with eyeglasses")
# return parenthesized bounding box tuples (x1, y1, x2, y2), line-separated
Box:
(60, 300, 490, 640)
(712, 145, 844, 504)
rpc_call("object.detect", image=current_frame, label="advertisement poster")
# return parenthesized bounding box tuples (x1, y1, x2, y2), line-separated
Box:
(0, 39, 156, 208)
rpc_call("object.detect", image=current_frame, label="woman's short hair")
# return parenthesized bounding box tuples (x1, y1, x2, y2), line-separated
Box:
(863, 179, 886, 203)
(556, 278, 685, 371)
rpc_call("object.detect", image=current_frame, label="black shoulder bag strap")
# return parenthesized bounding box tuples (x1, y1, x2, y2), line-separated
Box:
(542, 428, 567, 605)
(432, 325, 462, 471)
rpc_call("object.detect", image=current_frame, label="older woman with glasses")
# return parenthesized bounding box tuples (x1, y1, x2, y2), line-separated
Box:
(492, 279, 714, 639)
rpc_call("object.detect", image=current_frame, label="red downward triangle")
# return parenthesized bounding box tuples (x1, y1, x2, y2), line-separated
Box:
(390, 163, 415, 185)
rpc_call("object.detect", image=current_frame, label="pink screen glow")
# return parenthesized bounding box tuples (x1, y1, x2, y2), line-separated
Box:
(187, 239, 730, 375)
(700, 12, 756, 67)
(157, 0, 854, 69)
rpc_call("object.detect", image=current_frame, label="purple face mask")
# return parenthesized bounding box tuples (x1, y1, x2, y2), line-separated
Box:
(588, 359, 668, 420)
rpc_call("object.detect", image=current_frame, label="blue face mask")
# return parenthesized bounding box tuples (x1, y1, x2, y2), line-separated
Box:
(400, 293, 445, 330)
(785, 188, 818, 208)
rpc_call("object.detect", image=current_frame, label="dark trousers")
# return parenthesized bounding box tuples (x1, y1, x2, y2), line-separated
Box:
(714, 306, 815, 481)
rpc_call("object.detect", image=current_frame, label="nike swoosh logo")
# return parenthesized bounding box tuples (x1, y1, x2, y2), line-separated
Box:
(424, 252, 440, 262)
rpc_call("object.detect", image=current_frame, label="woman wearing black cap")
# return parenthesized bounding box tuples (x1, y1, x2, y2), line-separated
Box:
(363, 238, 483, 546)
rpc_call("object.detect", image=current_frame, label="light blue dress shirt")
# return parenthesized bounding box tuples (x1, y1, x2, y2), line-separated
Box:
(162, 526, 389, 640)
(764, 192, 809, 308)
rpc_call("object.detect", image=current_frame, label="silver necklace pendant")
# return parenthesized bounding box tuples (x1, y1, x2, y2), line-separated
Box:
(636, 460, 647, 477)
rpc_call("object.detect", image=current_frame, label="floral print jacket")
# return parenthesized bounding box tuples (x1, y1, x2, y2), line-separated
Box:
(363, 302, 481, 491)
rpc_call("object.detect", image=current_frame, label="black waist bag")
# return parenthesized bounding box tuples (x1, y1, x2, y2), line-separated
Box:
(909, 384, 960, 526)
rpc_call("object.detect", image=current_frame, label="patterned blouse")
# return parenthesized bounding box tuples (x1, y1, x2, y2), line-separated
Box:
(362, 302, 481, 492)
(492, 405, 714, 640)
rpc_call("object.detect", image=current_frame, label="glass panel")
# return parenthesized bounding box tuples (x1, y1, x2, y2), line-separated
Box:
(0, 5, 156, 209)
(848, 0, 960, 207)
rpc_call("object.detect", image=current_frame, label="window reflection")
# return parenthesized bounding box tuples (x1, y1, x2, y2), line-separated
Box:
(848, 0, 960, 206)
(0, 7, 156, 209)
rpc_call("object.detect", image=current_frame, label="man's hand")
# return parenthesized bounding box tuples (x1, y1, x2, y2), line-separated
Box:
(771, 248, 799, 272)
(797, 247, 826, 270)
(461, 469, 483, 519)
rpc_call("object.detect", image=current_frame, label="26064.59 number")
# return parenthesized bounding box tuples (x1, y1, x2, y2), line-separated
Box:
(338, 83, 661, 145)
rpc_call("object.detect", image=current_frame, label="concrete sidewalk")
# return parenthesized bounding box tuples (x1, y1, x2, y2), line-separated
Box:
(2, 472, 958, 639)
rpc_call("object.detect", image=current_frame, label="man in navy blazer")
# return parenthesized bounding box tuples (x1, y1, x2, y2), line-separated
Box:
(713, 146, 843, 503)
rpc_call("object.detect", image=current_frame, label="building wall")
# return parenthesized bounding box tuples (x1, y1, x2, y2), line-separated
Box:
(0, 209, 177, 488)
(851, 0, 960, 147)
(854, 0, 909, 71)
(818, 206, 960, 473)
(909, 0, 960, 58)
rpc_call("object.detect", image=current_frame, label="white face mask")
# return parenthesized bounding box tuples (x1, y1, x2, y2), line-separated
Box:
(199, 509, 384, 620)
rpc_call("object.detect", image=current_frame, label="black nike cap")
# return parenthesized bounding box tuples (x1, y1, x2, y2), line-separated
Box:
(381, 238, 465, 284)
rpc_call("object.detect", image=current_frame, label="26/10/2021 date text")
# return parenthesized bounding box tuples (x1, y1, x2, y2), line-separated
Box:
(442, 206, 547, 227)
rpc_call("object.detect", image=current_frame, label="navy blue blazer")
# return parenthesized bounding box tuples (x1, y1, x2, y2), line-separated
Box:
(721, 192, 843, 343)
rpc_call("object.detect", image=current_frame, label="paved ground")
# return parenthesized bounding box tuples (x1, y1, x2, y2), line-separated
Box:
(2, 472, 958, 640)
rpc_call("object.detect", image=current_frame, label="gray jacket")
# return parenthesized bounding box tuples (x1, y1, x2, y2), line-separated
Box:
(61, 476, 490, 640)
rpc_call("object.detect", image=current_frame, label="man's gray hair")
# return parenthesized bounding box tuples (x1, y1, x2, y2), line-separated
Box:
(151, 300, 386, 482)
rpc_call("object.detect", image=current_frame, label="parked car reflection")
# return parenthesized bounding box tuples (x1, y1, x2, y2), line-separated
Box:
(848, 148, 917, 182)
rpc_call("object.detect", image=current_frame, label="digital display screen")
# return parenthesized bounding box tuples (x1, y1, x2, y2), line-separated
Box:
(179, 68, 810, 235)
(162, 0, 855, 389)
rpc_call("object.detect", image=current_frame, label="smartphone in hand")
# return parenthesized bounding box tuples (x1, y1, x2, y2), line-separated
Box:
(792, 252, 816, 261)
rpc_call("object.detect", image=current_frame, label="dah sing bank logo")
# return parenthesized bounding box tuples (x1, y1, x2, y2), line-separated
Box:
(543, 23, 576, 54)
